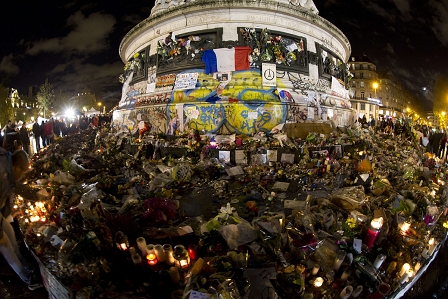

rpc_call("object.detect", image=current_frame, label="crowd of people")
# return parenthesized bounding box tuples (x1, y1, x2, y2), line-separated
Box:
(357, 116, 447, 160)
(1, 114, 112, 156)
(0, 113, 111, 291)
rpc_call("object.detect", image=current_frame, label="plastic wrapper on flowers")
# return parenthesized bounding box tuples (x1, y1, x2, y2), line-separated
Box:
(252, 212, 289, 267)
(201, 203, 258, 249)
(331, 185, 370, 213)
(182, 256, 245, 299)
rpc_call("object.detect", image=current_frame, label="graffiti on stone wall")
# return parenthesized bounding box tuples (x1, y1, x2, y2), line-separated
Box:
(287, 105, 308, 123)
(114, 66, 353, 135)
(179, 102, 286, 135)
(130, 106, 168, 134)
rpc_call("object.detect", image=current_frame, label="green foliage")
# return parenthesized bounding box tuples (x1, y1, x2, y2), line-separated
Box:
(0, 84, 14, 127)
(36, 78, 55, 118)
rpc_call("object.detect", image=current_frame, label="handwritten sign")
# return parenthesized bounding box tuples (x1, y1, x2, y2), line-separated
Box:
(189, 290, 211, 299)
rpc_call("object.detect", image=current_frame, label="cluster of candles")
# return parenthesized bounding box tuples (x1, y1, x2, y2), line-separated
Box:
(114, 232, 196, 273)
(21, 199, 48, 223)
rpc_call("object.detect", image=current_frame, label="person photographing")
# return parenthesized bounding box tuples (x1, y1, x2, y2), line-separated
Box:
(0, 145, 42, 290)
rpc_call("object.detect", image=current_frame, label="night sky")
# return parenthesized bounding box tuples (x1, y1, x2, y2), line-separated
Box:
(1, 0, 447, 110)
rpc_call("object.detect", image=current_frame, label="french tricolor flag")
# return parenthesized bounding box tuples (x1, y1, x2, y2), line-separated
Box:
(202, 46, 252, 74)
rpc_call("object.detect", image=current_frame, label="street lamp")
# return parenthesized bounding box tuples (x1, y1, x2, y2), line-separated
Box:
(372, 82, 379, 98)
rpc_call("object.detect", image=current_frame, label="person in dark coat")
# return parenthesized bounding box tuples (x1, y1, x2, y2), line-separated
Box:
(32, 120, 41, 151)
(19, 122, 30, 155)
(4, 123, 20, 153)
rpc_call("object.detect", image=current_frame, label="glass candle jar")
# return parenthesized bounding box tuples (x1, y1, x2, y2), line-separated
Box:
(173, 244, 190, 271)
(115, 231, 129, 251)
(146, 253, 158, 266)
(332, 250, 347, 271)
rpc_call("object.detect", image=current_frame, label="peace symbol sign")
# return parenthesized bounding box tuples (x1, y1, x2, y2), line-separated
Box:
(264, 68, 275, 81)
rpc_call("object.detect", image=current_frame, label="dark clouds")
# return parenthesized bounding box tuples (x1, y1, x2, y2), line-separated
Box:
(315, 0, 448, 109)
(0, 0, 447, 110)
(0, 0, 152, 97)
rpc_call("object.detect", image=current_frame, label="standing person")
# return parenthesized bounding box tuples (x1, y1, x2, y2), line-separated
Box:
(44, 119, 54, 145)
(4, 123, 20, 153)
(0, 146, 42, 289)
(19, 122, 30, 155)
(32, 119, 41, 152)
(40, 120, 46, 147)
(53, 119, 61, 139)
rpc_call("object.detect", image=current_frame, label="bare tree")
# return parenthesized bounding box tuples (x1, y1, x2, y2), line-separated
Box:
(36, 78, 55, 118)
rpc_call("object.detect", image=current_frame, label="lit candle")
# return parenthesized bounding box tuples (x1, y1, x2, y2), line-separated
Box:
(399, 263, 410, 277)
(340, 286, 353, 299)
(373, 254, 387, 270)
(146, 253, 158, 266)
(136, 237, 147, 256)
(333, 250, 347, 271)
(173, 245, 190, 271)
(146, 244, 155, 255)
(364, 217, 383, 249)
(154, 244, 166, 262)
(114, 231, 129, 251)
(313, 277, 324, 288)
(311, 263, 320, 275)
(163, 244, 175, 265)
(399, 269, 410, 284)
(428, 238, 437, 256)
(414, 262, 421, 273)
(188, 244, 198, 261)
(400, 221, 411, 235)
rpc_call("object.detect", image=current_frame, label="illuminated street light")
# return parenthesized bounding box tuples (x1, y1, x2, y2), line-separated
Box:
(372, 82, 379, 98)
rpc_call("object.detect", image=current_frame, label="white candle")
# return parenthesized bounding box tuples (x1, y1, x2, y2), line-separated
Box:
(340, 286, 353, 299)
(132, 253, 142, 264)
(146, 244, 155, 255)
(352, 285, 363, 298)
(399, 271, 409, 284)
(373, 254, 387, 269)
(168, 267, 180, 284)
(428, 238, 437, 256)
(136, 237, 147, 256)
(163, 244, 175, 265)
(129, 247, 137, 256)
(311, 263, 320, 275)
(414, 262, 421, 273)
(406, 269, 414, 282)
(399, 263, 410, 277)
(333, 250, 346, 271)
(154, 244, 166, 262)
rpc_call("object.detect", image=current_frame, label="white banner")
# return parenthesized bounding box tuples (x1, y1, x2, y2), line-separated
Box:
(174, 72, 199, 90)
